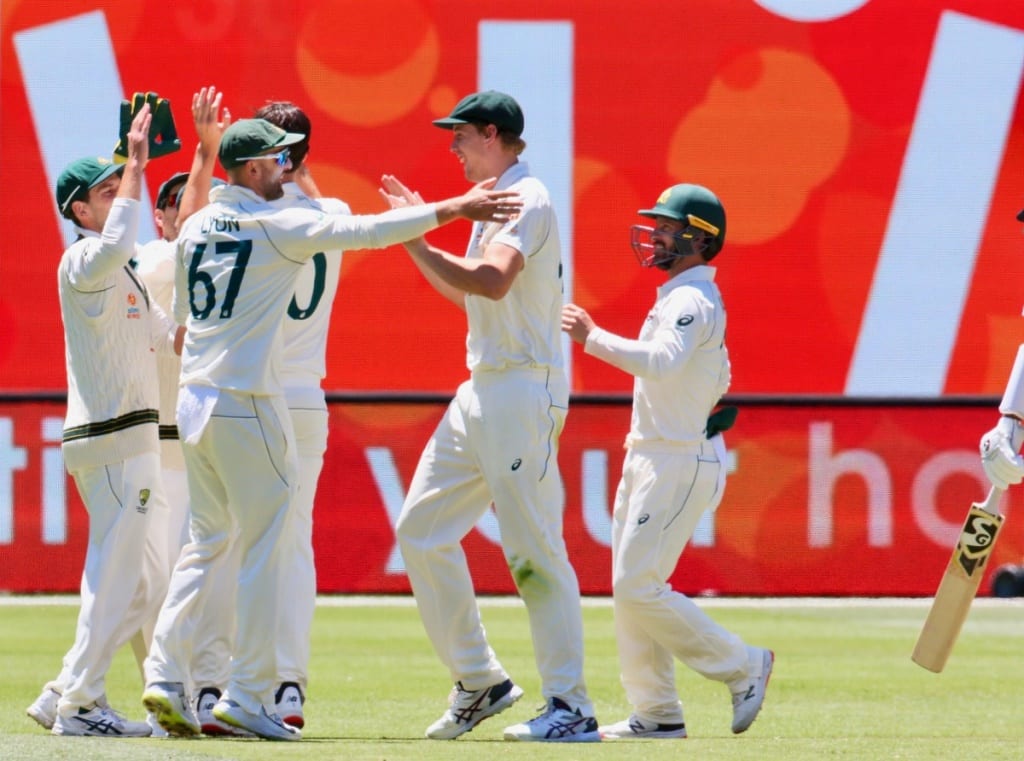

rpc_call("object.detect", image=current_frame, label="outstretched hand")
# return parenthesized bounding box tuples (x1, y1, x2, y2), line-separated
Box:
(456, 178, 522, 222)
(379, 174, 425, 210)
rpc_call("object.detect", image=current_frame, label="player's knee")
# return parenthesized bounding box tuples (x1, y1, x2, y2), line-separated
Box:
(612, 573, 664, 608)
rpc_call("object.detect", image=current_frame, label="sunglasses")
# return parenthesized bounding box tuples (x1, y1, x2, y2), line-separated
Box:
(235, 147, 291, 167)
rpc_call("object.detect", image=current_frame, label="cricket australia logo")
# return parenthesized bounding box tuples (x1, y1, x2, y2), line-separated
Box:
(954, 507, 1003, 577)
(136, 488, 151, 515)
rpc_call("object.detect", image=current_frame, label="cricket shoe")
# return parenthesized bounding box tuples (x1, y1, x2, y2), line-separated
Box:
(212, 698, 300, 741)
(26, 687, 60, 730)
(425, 679, 524, 739)
(52, 704, 152, 737)
(599, 714, 687, 739)
(195, 687, 253, 737)
(503, 697, 600, 742)
(274, 682, 305, 728)
(729, 647, 774, 734)
(146, 712, 168, 738)
(142, 681, 200, 737)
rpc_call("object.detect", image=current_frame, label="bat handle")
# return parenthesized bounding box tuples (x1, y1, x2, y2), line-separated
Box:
(980, 486, 1005, 515)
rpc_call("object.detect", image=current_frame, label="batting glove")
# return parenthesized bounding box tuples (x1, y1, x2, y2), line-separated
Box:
(980, 416, 1024, 490)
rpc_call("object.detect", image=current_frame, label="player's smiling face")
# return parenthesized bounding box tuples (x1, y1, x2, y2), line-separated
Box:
(650, 217, 686, 269)
(449, 124, 488, 182)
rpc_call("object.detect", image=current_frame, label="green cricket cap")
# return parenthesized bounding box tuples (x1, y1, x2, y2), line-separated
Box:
(218, 118, 305, 170)
(56, 156, 123, 218)
(433, 90, 524, 136)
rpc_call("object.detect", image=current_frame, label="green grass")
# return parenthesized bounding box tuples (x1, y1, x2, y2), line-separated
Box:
(1, 597, 1022, 760)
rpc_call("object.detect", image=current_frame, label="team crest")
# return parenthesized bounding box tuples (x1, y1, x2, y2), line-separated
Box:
(136, 488, 151, 514)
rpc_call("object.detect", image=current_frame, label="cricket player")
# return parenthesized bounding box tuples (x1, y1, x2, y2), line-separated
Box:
(255, 100, 347, 730)
(561, 184, 773, 739)
(140, 116, 521, 741)
(979, 208, 1024, 492)
(167, 95, 352, 733)
(27, 104, 180, 737)
(388, 91, 599, 743)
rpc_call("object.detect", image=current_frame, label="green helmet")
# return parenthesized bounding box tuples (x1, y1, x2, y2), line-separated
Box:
(638, 183, 726, 256)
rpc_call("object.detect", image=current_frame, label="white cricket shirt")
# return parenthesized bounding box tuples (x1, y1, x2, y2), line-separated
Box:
(173, 183, 439, 396)
(271, 182, 350, 407)
(59, 198, 173, 470)
(464, 162, 564, 375)
(136, 236, 186, 468)
(585, 265, 730, 445)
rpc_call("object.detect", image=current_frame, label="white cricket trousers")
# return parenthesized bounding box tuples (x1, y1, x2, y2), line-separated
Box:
(396, 369, 593, 715)
(152, 460, 237, 696)
(612, 436, 749, 723)
(130, 463, 190, 679)
(146, 388, 297, 716)
(276, 405, 328, 690)
(57, 451, 169, 714)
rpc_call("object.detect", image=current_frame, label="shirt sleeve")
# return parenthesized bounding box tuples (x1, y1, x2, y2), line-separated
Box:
(65, 199, 140, 285)
(272, 204, 440, 259)
(490, 188, 549, 258)
(584, 292, 707, 379)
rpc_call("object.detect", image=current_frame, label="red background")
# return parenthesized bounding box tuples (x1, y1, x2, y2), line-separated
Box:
(1, 2, 1022, 595)
(1, 0, 1022, 395)
(3, 399, 1021, 595)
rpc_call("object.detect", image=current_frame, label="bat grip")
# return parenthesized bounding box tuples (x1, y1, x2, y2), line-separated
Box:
(980, 486, 1005, 515)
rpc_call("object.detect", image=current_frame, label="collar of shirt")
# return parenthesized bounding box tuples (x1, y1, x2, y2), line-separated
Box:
(495, 161, 529, 189)
(658, 264, 716, 297)
(210, 183, 270, 205)
(73, 226, 101, 240)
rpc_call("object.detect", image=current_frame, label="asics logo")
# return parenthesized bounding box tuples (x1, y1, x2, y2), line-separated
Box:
(73, 716, 123, 735)
(544, 716, 590, 738)
(638, 514, 650, 525)
(511, 458, 522, 471)
(452, 692, 488, 725)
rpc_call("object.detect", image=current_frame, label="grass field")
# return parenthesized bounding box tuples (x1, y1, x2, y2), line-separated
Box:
(1, 596, 1021, 760)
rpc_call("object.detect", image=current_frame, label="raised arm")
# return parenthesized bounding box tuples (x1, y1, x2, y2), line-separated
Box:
(176, 86, 231, 223)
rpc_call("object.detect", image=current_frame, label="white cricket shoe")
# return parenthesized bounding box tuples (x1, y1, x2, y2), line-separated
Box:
(195, 687, 253, 737)
(503, 697, 600, 742)
(426, 678, 524, 739)
(212, 698, 300, 741)
(52, 704, 151, 737)
(600, 714, 687, 739)
(145, 711, 168, 738)
(142, 681, 200, 737)
(729, 647, 774, 734)
(274, 682, 305, 728)
(26, 687, 60, 730)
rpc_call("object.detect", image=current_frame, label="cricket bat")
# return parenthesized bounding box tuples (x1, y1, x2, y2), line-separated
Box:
(912, 486, 1005, 672)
